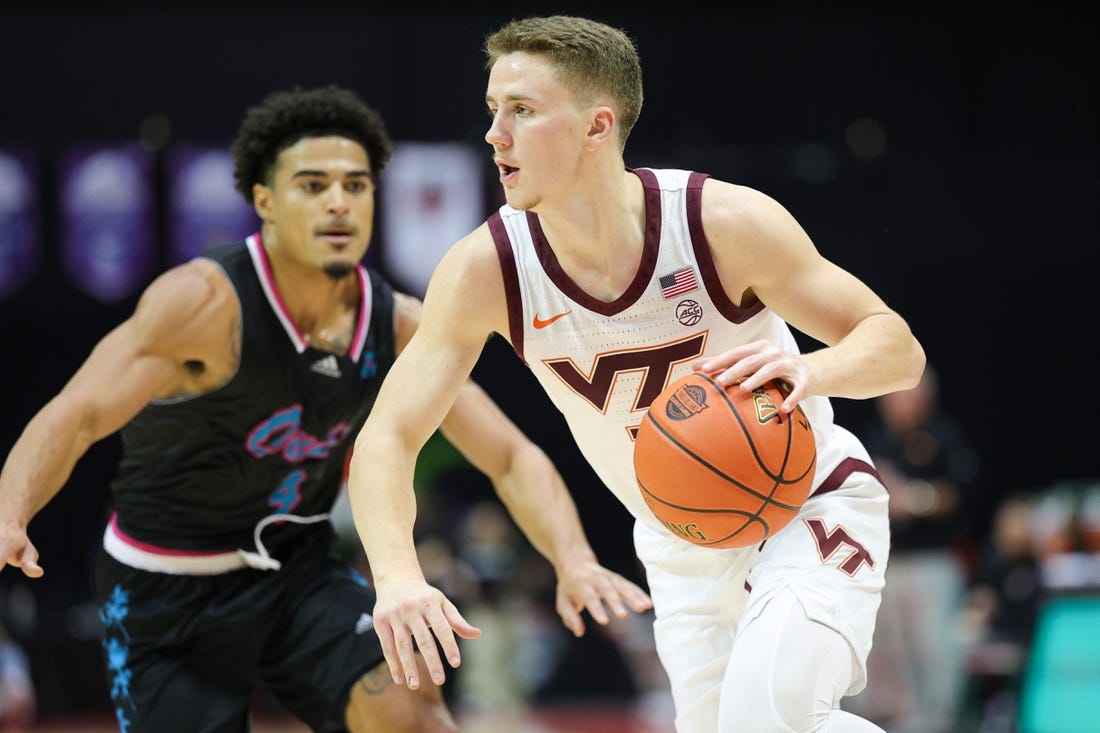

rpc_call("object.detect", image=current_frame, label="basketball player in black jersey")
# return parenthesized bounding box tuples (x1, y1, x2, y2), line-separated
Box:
(0, 85, 652, 733)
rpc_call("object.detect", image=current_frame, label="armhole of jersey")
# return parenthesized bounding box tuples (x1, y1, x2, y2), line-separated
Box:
(488, 211, 527, 364)
(148, 255, 243, 406)
(686, 172, 765, 324)
(363, 269, 395, 365)
(348, 266, 373, 362)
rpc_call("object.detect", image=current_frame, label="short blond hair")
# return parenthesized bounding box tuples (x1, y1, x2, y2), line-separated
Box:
(485, 15, 644, 151)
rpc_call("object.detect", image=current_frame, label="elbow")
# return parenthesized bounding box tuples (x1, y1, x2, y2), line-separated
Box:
(490, 439, 545, 495)
(904, 339, 928, 391)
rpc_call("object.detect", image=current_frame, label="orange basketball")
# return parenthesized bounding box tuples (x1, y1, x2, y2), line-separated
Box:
(633, 373, 817, 549)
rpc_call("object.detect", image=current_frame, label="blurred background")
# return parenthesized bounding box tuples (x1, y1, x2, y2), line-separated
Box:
(1, 3, 1096, 732)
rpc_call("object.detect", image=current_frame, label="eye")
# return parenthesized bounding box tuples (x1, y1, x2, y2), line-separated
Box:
(345, 180, 371, 194)
(302, 180, 325, 193)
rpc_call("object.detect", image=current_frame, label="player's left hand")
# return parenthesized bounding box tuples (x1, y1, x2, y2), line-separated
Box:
(694, 339, 812, 413)
(554, 559, 652, 637)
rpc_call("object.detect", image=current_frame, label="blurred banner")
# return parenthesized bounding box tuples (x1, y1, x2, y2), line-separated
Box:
(167, 144, 259, 265)
(380, 142, 483, 297)
(0, 146, 39, 301)
(59, 143, 155, 302)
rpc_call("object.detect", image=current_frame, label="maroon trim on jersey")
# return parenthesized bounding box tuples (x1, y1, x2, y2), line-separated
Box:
(525, 168, 661, 316)
(810, 457, 883, 498)
(488, 211, 527, 363)
(685, 173, 766, 323)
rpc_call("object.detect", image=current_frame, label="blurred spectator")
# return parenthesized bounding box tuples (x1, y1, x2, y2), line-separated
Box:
(0, 624, 34, 733)
(960, 492, 1044, 732)
(450, 499, 532, 712)
(844, 364, 982, 733)
(1030, 482, 1100, 590)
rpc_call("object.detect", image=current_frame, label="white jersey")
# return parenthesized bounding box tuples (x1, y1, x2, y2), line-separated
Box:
(491, 168, 890, 728)
(489, 167, 873, 536)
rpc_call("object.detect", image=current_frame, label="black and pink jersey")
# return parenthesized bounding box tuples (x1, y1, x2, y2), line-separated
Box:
(108, 234, 396, 554)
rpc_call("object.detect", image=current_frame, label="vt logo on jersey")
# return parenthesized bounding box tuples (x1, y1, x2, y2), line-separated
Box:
(542, 333, 707, 414)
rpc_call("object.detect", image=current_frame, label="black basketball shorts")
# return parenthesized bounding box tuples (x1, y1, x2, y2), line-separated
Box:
(94, 528, 383, 732)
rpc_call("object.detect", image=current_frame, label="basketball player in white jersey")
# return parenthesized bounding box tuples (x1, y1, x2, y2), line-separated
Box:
(348, 15, 926, 733)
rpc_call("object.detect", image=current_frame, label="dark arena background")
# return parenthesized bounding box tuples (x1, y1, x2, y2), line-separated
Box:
(1, 4, 1096, 732)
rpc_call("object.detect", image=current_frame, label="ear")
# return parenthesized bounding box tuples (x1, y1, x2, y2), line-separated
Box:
(586, 106, 616, 150)
(252, 183, 273, 222)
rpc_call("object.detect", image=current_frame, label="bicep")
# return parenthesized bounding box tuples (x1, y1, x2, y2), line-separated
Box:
(372, 324, 486, 457)
(56, 260, 234, 440)
(765, 259, 896, 347)
(438, 377, 526, 480)
(384, 229, 509, 453)
(54, 321, 180, 440)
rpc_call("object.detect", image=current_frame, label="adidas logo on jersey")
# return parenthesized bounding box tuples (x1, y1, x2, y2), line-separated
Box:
(355, 612, 374, 635)
(310, 355, 342, 378)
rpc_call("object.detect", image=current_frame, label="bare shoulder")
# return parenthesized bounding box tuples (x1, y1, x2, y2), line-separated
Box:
(699, 179, 798, 238)
(132, 258, 238, 357)
(701, 179, 817, 263)
(421, 223, 508, 340)
(139, 259, 232, 315)
(696, 179, 822, 304)
(427, 223, 500, 296)
(438, 222, 497, 275)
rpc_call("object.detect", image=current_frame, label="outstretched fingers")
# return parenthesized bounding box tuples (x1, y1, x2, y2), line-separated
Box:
(376, 595, 481, 690)
(557, 564, 653, 637)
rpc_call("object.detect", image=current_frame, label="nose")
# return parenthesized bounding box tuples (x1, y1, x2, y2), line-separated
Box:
(485, 111, 509, 148)
(326, 182, 350, 214)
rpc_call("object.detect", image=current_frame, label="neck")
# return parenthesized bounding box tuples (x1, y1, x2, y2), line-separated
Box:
(535, 169, 646, 301)
(262, 239, 358, 341)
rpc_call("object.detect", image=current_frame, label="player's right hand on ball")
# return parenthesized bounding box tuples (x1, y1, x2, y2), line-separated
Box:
(373, 579, 481, 689)
(0, 525, 44, 578)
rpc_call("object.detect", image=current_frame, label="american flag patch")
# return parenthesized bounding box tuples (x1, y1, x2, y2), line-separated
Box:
(659, 267, 698, 298)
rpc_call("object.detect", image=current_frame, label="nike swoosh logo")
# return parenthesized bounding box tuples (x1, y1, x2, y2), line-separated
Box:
(532, 310, 572, 329)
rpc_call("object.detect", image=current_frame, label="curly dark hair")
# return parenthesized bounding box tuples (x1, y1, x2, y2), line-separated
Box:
(230, 85, 392, 204)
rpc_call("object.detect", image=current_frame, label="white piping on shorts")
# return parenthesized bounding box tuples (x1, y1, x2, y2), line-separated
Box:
(102, 511, 331, 575)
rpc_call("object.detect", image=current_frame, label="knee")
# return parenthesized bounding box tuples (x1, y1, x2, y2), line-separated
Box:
(344, 666, 459, 733)
(719, 686, 779, 733)
(719, 675, 825, 733)
(416, 706, 460, 733)
(347, 697, 459, 733)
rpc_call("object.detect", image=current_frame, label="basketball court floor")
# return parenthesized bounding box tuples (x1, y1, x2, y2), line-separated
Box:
(28, 703, 675, 733)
